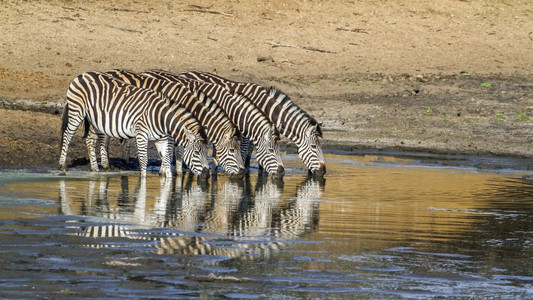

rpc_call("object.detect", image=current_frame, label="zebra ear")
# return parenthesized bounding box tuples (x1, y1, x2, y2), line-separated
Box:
(307, 124, 321, 137)
(315, 123, 323, 138)
(212, 69, 218, 75)
(306, 125, 315, 136)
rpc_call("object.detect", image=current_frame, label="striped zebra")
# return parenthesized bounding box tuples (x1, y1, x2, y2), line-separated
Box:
(142, 70, 285, 177)
(179, 70, 326, 176)
(59, 71, 210, 178)
(98, 69, 245, 177)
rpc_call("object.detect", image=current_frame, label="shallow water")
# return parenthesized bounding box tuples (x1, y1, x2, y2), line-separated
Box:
(0, 153, 532, 299)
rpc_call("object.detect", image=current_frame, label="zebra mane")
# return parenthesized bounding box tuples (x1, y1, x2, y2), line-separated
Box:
(267, 87, 322, 137)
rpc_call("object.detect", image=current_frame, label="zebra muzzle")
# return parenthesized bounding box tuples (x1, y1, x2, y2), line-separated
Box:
(312, 163, 326, 176)
(199, 167, 210, 180)
(230, 167, 246, 179)
(273, 165, 285, 178)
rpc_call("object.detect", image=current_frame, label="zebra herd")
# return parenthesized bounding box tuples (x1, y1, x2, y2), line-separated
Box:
(59, 69, 326, 178)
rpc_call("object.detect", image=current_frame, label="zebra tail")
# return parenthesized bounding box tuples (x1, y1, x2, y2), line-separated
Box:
(60, 102, 69, 146)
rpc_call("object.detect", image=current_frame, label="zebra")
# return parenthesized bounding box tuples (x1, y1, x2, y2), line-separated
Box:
(59, 71, 210, 178)
(179, 70, 326, 176)
(96, 69, 245, 177)
(142, 70, 285, 177)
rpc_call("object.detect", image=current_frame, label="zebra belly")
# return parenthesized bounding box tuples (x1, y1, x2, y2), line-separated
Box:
(86, 114, 137, 140)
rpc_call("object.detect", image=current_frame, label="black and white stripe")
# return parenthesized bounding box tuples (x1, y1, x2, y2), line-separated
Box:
(179, 71, 326, 175)
(58, 172, 322, 261)
(99, 69, 245, 177)
(59, 71, 210, 178)
(142, 70, 285, 177)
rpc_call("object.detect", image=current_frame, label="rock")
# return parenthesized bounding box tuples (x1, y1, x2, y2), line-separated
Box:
(257, 55, 274, 62)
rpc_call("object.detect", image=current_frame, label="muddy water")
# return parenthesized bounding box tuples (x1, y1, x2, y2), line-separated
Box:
(0, 153, 531, 298)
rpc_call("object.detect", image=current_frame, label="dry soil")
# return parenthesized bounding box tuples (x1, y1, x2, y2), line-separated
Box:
(1, 0, 532, 171)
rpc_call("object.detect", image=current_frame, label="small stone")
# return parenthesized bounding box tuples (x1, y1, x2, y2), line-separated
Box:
(257, 55, 274, 62)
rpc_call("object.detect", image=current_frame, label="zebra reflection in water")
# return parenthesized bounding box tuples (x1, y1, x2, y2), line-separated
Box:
(58, 174, 324, 259)
(58, 176, 170, 246)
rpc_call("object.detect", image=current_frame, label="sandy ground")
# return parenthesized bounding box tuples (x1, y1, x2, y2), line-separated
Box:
(0, 0, 532, 171)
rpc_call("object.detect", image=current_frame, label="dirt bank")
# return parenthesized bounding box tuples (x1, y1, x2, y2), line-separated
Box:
(0, 0, 531, 171)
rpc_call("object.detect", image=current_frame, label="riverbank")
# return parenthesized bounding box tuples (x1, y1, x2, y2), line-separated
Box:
(1, 0, 531, 171)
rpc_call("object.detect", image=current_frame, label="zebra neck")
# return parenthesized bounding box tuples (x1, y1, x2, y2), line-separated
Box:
(280, 125, 305, 147)
(163, 106, 184, 143)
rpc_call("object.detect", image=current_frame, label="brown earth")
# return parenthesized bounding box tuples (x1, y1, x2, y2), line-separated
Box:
(0, 0, 532, 171)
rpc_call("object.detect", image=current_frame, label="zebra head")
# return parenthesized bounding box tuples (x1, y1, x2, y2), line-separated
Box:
(255, 125, 284, 177)
(298, 123, 326, 176)
(216, 129, 245, 178)
(181, 129, 210, 179)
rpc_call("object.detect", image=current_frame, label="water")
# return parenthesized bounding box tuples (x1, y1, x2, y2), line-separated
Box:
(0, 153, 532, 299)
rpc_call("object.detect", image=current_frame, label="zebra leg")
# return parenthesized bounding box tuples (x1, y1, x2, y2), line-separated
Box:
(245, 140, 255, 172)
(167, 138, 175, 175)
(155, 138, 173, 178)
(240, 137, 251, 171)
(59, 113, 84, 173)
(211, 145, 219, 174)
(121, 139, 131, 164)
(248, 142, 257, 173)
(99, 134, 110, 171)
(174, 145, 184, 175)
(135, 132, 149, 177)
(165, 137, 174, 176)
(85, 128, 99, 172)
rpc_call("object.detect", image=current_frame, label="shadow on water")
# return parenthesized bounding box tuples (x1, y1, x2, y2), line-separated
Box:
(0, 153, 531, 298)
